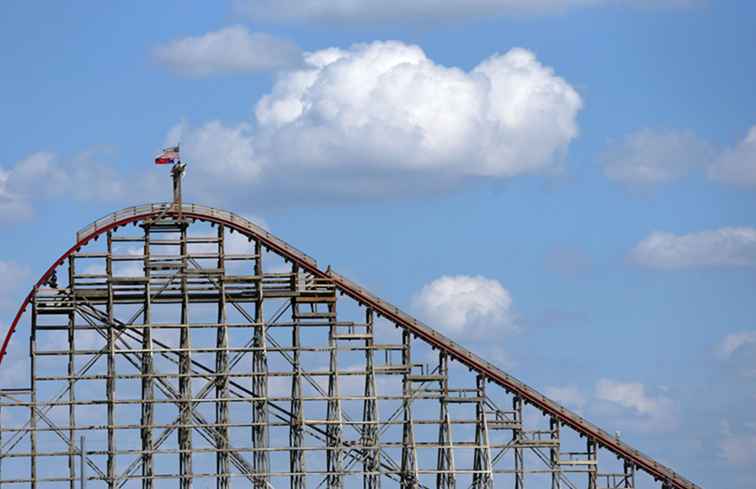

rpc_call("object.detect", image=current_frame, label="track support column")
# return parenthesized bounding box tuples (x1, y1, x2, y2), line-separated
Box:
(326, 300, 344, 489)
(623, 460, 635, 488)
(363, 308, 381, 489)
(587, 438, 597, 489)
(30, 297, 37, 489)
(141, 224, 154, 489)
(550, 417, 560, 489)
(436, 352, 455, 489)
(400, 330, 418, 489)
(290, 264, 306, 489)
(106, 232, 116, 488)
(252, 239, 269, 488)
(513, 395, 524, 489)
(472, 375, 492, 489)
(215, 225, 230, 489)
(178, 221, 192, 489)
(67, 255, 77, 489)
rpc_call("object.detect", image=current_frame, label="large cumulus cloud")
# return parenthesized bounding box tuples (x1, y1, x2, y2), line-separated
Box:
(174, 41, 582, 204)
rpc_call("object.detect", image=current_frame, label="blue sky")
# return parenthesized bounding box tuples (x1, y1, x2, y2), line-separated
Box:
(1, 1, 756, 487)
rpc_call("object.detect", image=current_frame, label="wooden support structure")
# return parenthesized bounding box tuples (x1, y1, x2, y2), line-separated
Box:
(251, 238, 269, 489)
(141, 223, 154, 489)
(0, 200, 702, 489)
(290, 263, 306, 489)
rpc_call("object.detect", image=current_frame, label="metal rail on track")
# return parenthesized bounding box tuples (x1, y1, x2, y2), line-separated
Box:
(3, 203, 701, 489)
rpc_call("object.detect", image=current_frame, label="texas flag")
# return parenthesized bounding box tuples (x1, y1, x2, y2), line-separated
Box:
(155, 145, 180, 165)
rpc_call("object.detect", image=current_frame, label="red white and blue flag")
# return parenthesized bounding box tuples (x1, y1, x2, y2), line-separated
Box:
(155, 145, 180, 165)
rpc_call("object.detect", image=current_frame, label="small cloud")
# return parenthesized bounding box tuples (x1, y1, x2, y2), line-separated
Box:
(720, 420, 756, 465)
(0, 149, 141, 222)
(0, 168, 33, 220)
(596, 379, 659, 415)
(629, 227, 756, 269)
(719, 331, 756, 358)
(412, 275, 517, 340)
(166, 120, 261, 190)
(708, 125, 756, 187)
(153, 25, 302, 77)
(0, 152, 62, 221)
(544, 385, 587, 413)
(600, 128, 714, 187)
(594, 378, 679, 433)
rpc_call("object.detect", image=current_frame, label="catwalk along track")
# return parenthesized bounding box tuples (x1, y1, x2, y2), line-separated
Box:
(0, 202, 701, 489)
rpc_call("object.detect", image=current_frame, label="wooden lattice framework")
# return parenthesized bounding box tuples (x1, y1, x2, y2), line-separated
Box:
(0, 202, 701, 489)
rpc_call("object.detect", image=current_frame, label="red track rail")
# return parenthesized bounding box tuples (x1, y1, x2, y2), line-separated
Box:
(1, 203, 702, 489)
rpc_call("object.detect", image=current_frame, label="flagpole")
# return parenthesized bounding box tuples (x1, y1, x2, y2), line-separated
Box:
(155, 144, 184, 221)
(172, 162, 184, 221)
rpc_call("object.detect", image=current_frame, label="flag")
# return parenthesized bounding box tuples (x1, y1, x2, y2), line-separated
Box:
(155, 145, 180, 165)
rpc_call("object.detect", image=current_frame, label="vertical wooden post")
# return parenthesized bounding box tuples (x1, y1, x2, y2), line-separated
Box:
(550, 417, 561, 489)
(513, 395, 524, 489)
(587, 438, 597, 489)
(215, 225, 229, 489)
(252, 239, 269, 488)
(436, 352, 455, 489)
(80, 436, 86, 489)
(178, 221, 192, 488)
(141, 223, 154, 489)
(290, 264, 305, 489)
(363, 308, 381, 489)
(106, 232, 116, 488)
(400, 330, 418, 489)
(67, 255, 77, 489)
(326, 299, 343, 489)
(30, 295, 37, 489)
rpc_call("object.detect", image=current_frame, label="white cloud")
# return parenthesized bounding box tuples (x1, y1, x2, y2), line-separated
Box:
(172, 41, 582, 203)
(171, 121, 261, 185)
(256, 43, 581, 176)
(720, 421, 756, 465)
(543, 380, 680, 433)
(708, 125, 756, 187)
(0, 152, 59, 219)
(233, 0, 696, 23)
(412, 275, 517, 339)
(719, 331, 756, 358)
(0, 169, 32, 219)
(544, 385, 587, 412)
(0, 150, 133, 222)
(594, 378, 678, 432)
(596, 379, 659, 415)
(154, 25, 302, 77)
(601, 123, 756, 189)
(601, 129, 714, 186)
(629, 227, 756, 269)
